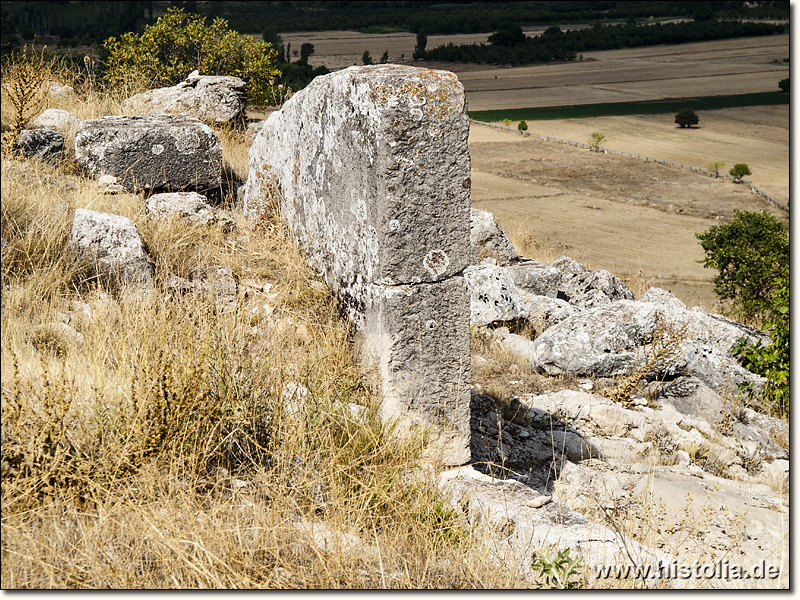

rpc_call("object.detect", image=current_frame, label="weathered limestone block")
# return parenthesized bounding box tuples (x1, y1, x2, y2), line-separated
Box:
(552, 255, 634, 307)
(70, 209, 154, 288)
(469, 208, 517, 265)
(30, 108, 83, 132)
(75, 114, 222, 192)
(243, 65, 471, 464)
(529, 299, 766, 390)
(124, 71, 247, 124)
(507, 259, 563, 297)
(16, 129, 64, 162)
(464, 263, 529, 326)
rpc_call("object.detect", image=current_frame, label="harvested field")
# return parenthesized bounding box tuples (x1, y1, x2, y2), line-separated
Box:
(509, 105, 789, 205)
(467, 122, 788, 312)
(280, 31, 789, 112)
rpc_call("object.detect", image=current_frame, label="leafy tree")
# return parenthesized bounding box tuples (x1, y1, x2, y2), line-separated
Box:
(734, 272, 789, 418)
(695, 210, 788, 322)
(362, 50, 373, 65)
(706, 161, 725, 178)
(501, 118, 512, 127)
(729, 163, 752, 182)
(413, 30, 427, 60)
(103, 7, 280, 105)
(488, 24, 526, 47)
(517, 120, 528, 131)
(675, 109, 699, 128)
(299, 42, 314, 65)
(589, 132, 605, 151)
(778, 77, 788, 92)
(380, 50, 389, 64)
(262, 25, 285, 63)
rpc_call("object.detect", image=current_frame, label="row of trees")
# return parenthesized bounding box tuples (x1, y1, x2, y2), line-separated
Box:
(2, 1, 789, 47)
(423, 20, 786, 66)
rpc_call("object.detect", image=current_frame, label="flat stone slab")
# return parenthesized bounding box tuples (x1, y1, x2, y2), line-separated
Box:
(243, 65, 472, 464)
(75, 114, 222, 192)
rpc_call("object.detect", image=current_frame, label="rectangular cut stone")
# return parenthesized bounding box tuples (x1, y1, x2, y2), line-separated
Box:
(75, 114, 222, 192)
(244, 65, 472, 464)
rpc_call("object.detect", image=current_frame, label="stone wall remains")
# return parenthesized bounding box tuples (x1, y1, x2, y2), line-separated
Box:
(243, 65, 472, 464)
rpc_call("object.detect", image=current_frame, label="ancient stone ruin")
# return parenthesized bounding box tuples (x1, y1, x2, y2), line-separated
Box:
(244, 65, 472, 464)
(75, 114, 222, 193)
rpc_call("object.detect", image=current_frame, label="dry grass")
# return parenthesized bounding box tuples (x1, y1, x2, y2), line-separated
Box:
(0, 68, 532, 589)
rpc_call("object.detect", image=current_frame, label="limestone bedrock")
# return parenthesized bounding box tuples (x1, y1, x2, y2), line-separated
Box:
(244, 64, 472, 464)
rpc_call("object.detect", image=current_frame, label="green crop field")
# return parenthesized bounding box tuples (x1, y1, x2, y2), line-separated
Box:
(469, 92, 790, 122)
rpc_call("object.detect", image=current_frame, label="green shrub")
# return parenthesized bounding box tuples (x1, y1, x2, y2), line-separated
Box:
(675, 108, 699, 127)
(728, 163, 752, 182)
(517, 120, 528, 131)
(695, 210, 788, 323)
(778, 77, 789, 92)
(734, 272, 789, 419)
(103, 7, 281, 106)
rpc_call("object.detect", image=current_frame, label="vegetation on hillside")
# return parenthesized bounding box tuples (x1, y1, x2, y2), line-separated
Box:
(103, 8, 281, 106)
(695, 211, 789, 417)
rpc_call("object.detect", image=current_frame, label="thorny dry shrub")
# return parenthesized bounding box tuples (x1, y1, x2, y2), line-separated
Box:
(0, 137, 529, 589)
(1, 45, 49, 141)
(607, 315, 690, 407)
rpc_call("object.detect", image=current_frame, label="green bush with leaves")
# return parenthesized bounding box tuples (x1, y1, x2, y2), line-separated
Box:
(728, 163, 752, 182)
(734, 272, 789, 418)
(103, 7, 280, 106)
(675, 108, 699, 128)
(518, 120, 528, 131)
(695, 210, 788, 323)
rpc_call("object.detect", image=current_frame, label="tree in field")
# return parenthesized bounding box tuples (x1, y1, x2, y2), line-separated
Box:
(675, 109, 699, 128)
(380, 50, 389, 64)
(695, 210, 788, 323)
(300, 43, 315, 65)
(103, 7, 280, 105)
(413, 30, 427, 60)
(729, 163, 752, 182)
(707, 161, 725, 178)
(518, 120, 528, 131)
(589, 132, 605, 151)
(778, 77, 788, 92)
(362, 50, 373, 65)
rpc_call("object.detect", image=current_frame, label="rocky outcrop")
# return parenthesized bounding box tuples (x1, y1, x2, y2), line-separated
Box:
(507, 260, 563, 297)
(243, 65, 472, 464)
(551, 256, 635, 308)
(30, 108, 83, 132)
(124, 71, 247, 124)
(464, 263, 529, 326)
(16, 129, 64, 162)
(470, 208, 517, 265)
(75, 114, 222, 193)
(45, 80, 76, 100)
(70, 209, 154, 288)
(528, 297, 766, 390)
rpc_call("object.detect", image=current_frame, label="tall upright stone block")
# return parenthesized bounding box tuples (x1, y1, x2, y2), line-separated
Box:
(243, 65, 472, 464)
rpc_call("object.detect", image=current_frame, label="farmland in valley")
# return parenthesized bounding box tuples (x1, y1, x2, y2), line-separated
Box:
(279, 30, 789, 311)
